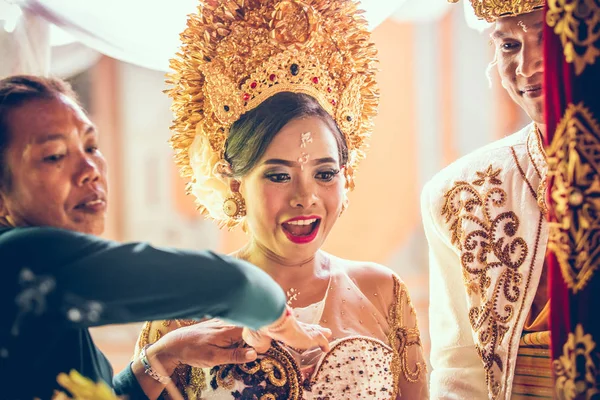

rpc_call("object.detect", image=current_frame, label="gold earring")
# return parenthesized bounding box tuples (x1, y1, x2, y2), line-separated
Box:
(340, 197, 349, 216)
(223, 192, 246, 219)
(0, 214, 15, 227)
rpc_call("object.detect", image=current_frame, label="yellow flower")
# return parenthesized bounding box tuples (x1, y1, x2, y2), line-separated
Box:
(52, 370, 120, 400)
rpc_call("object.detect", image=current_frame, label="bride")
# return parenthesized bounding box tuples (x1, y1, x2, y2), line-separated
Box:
(134, 0, 428, 399)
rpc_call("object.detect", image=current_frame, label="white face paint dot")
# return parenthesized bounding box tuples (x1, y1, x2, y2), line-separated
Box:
(300, 131, 313, 148)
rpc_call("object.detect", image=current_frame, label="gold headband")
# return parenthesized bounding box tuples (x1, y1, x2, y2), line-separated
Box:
(168, 0, 379, 226)
(449, 0, 545, 23)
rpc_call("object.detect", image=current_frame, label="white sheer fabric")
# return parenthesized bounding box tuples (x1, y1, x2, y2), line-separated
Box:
(1, 0, 454, 77)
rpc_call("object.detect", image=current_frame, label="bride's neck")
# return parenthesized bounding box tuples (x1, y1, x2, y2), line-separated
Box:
(235, 241, 325, 286)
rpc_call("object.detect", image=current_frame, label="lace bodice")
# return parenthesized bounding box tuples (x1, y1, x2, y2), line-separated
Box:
(135, 259, 428, 399)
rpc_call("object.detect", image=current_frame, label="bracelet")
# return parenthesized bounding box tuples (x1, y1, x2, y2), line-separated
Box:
(265, 306, 292, 334)
(139, 344, 171, 385)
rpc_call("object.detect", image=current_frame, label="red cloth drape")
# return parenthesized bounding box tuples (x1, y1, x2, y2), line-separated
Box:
(544, 1, 600, 398)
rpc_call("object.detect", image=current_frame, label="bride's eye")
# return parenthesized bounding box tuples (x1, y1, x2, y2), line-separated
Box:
(266, 173, 291, 183)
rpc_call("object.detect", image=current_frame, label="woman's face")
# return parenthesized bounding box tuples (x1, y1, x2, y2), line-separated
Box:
(0, 95, 108, 235)
(240, 116, 345, 262)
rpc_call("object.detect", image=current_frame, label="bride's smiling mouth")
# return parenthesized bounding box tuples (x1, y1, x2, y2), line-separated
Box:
(281, 216, 321, 244)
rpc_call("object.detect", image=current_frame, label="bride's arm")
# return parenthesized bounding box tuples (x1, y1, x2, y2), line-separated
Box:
(387, 276, 428, 399)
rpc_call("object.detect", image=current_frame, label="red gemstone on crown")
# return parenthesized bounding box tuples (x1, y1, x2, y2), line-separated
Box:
(243, 93, 250, 101)
(312, 77, 319, 84)
(327, 87, 332, 93)
(269, 74, 276, 81)
(250, 81, 257, 89)
(331, 99, 337, 105)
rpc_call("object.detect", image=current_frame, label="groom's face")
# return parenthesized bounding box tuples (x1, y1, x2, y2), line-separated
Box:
(492, 10, 545, 125)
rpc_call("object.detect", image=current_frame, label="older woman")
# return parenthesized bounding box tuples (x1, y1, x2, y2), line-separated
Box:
(134, 1, 429, 399)
(0, 75, 329, 400)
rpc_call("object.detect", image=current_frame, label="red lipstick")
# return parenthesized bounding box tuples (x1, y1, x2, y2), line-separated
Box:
(281, 215, 321, 244)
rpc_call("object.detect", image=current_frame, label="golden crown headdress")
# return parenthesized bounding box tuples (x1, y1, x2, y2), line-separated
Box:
(168, 0, 379, 227)
(449, 0, 545, 23)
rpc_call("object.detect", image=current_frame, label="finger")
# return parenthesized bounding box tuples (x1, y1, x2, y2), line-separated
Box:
(242, 328, 272, 353)
(317, 327, 332, 339)
(315, 332, 330, 352)
(208, 346, 258, 366)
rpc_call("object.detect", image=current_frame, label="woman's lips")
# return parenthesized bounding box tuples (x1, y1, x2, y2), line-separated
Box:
(282, 217, 321, 244)
(74, 195, 107, 213)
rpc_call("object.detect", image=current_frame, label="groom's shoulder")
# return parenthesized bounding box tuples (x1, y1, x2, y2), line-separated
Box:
(424, 124, 531, 195)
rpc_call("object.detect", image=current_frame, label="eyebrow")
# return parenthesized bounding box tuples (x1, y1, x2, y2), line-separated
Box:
(262, 157, 338, 167)
(34, 126, 97, 144)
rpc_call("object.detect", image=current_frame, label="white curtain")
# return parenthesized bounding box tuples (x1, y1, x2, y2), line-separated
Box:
(1, 0, 454, 78)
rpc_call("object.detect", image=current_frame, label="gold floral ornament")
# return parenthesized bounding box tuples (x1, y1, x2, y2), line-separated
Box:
(553, 324, 600, 399)
(52, 370, 120, 400)
(447, 0, 545, 23)
(547, 102, 600, 293)
(167, 0, 379, 228)
(546, 0, 600, 76)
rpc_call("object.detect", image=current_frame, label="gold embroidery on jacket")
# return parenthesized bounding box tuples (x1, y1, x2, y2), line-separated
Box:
(442, 165, 528, 399)
(387, 275, 426, 397)
(553, 324, 600, 399)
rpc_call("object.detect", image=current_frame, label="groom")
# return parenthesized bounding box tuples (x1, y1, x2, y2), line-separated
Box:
(421, 1, 552, 398)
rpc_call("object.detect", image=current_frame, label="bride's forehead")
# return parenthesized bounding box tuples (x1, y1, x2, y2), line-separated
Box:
(268, 118, 337, 150)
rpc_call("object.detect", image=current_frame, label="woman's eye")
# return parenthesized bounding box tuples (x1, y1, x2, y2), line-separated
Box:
(316, 169, 339, 182)
(86, 146, 99, 154)
(266, 173, 290, 183)
(44, 154, 65, 163)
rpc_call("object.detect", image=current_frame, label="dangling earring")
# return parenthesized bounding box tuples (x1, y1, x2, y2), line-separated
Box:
(223, 192, 246, 220)
(340, 196, 349, 217)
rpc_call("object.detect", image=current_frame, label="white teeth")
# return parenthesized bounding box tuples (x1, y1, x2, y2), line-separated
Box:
(286, 218, 317, 226)
(84, 199, 103, 206)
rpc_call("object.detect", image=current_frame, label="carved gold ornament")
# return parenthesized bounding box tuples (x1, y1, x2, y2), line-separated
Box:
(553, 324, 600, 399)
(448, 0, 545, 22)
(168, 0, 378, 228)
(546, 0, 600, 76)
(547, 102, 600, 293)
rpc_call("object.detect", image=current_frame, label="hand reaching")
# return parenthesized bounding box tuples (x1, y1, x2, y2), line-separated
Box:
(242, 307, 331, 353)
(150, 319, 258, 372)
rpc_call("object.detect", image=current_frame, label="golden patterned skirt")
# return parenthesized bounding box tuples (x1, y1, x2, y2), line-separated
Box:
(512, 331, 553, 399)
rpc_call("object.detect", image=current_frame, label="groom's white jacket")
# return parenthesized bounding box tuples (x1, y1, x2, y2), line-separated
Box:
(421, 123, 548, 400)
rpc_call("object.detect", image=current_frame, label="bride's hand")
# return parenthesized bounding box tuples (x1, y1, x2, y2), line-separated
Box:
(242, 307, 331, 353)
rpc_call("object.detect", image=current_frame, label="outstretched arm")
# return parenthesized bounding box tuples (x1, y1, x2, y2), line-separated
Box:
(3, 226, 286, 330)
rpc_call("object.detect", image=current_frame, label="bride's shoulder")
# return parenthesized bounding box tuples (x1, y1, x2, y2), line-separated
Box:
(329, 255, 406, 306)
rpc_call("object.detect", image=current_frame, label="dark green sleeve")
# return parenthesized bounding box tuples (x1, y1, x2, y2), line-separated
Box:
(2, 227, 285, 330)
(112, 363, 146, 399)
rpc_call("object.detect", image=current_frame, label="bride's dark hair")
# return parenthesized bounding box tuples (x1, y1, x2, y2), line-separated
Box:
(224, 92, 348, 177)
